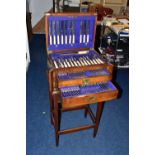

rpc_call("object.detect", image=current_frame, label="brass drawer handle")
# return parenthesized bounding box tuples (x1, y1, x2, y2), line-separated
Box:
(82, 79, 90, 85)
(86, 96, 96, 103)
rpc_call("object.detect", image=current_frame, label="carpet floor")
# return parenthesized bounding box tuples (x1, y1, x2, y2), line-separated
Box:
(26, 34, 129, 155)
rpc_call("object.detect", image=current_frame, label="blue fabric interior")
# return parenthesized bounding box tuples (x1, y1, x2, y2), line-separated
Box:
(60, 81, 117, 98)
(47, 15, 95, 50)
(58, 68, 109, 80)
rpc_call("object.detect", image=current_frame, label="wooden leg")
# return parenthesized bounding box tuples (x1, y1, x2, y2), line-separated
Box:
(84, 105, 88, 118)
(53, 94, 59, 146)
(93, 102, 104, 138)
(50, 111, 54, 125)
(49, 93, 54, 125)
(54, 109, 59, 146)
(48, 70, 54, 125)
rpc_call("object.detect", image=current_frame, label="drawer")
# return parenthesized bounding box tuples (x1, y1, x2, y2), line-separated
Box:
(60, 81, 118, 108)
(58, 68, 112, 87)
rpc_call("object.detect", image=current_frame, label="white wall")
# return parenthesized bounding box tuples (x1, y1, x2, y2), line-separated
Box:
(26, 27, 30, 71)
(28, 0, 53, 27)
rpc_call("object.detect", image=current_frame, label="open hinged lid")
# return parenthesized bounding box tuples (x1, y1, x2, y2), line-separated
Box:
(45, 13, 97, 52)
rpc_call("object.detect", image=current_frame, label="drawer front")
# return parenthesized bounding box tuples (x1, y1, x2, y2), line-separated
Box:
(58, 75, 112, 87)
(57, 68, 113, 87)
(62, 89, 118, 108)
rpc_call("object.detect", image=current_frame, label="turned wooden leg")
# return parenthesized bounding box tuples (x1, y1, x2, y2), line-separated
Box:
(93, 102, 104, 138)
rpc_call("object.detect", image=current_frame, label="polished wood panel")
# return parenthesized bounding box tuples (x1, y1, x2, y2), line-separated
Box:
(58, 75, 112, 87)
(62, 90, 118, 108)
